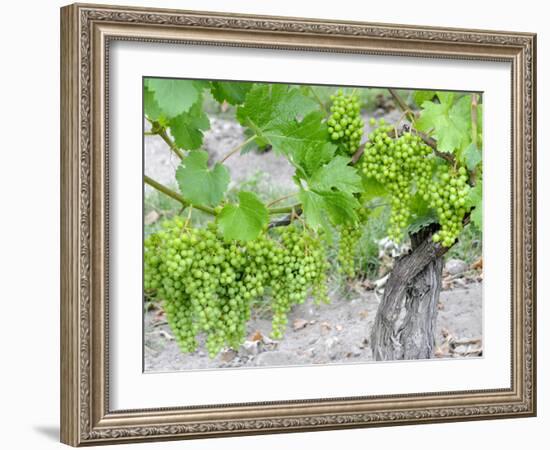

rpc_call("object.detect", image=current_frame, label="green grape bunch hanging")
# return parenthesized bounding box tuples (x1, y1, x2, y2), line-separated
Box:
(337, 207, 370, 278)
(327, 90, 364, 155)
(144, 218, 330, 357)
(361, 122, 470, 247)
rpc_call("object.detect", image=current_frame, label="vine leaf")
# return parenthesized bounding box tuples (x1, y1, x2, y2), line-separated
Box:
(144, 86, 164, 123)
(461, 143, 482, 170)
(466, 183, 483, 230)
(145, 79, 206, 119)
(412, 90, 436, 108)
(210, 81, 253, 105)
(299, 189, 359, 230)
(298, 189, 328, 230)
(168, 100, 210, 150)
(266, 111, 333, 162)
(361, 176, 388, 201)
(416, 93, 471, 153)
(175, 151, 229, 207)
(408, 193, 437, 234)
(217, 191, 268, 241)
(308, 155, 361, 194)
(237, 84, 318, 153)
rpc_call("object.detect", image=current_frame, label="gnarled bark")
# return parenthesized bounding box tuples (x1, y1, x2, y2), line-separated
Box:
(370, 225, 444, 361)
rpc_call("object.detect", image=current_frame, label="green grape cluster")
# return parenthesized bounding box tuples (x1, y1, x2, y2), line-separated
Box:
(337, 208, 369, 278)
(327, 90, 364, 155)
(429, 166, 469, 247)
(361, 122, 470, 246)
(361, 124, 432, 242)
(144, 218, 329, 357)
(269, 226, 330, 339)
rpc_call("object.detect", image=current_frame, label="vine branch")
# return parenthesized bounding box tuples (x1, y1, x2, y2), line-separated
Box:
(144, 175, 217, 216)
(145, 118, 184, 160)
(388, 88, 416, 124)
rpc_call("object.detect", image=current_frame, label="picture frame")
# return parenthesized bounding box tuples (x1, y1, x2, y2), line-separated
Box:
(60, 2, 536, 446)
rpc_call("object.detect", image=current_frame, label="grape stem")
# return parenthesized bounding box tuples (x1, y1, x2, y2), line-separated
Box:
(219, 135, 257, 163)
(267, 193, 297, 208)
(268, 206, 303, 229)
(145, 117, 185, 160)
(309, 87, 328, 113)
(471, 94, 479, 147)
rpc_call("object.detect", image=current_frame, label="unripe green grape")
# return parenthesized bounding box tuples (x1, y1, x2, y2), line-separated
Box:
(327, 91, 364, 155)
(360, 125, 470, 245)
(145, 219, 331, 357)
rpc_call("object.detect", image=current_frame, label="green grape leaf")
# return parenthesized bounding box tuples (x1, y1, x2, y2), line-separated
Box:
(298, 189, 329, 231)
(236, 84, 318, 152)
(407, 193, 437, 234)
(361, 176, 388, 201)
(308, 156, 361, 194)
(210, 81, 253, 105)
(217, 191, 268, 241)
(146, 79, 205, 118)
(322, 191, 360, 224)
(301, 142, 336, 178)
(462, 143, 482, 171)
(412, 90, 436, 108)
(466, 183, 482, 230)
(298, 189, 359, 230)
(435, 91, 456, 108)
(175, 150, 229, 207)
(266, 112, 335, 169)
(407, 213, 438, 234)
(144, 86, 164, 122)
(168, 99, 210, 150)
(416, 95, 471, 153)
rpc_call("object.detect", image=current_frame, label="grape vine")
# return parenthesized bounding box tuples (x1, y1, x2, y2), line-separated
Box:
(143, 80, 483, 358)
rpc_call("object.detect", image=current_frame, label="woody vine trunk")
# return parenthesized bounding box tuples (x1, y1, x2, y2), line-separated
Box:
(370, 225, 445, 361)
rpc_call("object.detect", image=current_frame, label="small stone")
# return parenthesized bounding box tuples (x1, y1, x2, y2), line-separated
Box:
(373, 108, 386, 118)
(445, 259, 469, 276)
(219, 349, 237, 363)
(144, 210, 160, 225)
(325, 336, 339, 348)
(241, 340, 260, 356)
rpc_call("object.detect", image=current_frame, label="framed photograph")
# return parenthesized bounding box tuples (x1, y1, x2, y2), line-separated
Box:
(60, 3, 536, 446)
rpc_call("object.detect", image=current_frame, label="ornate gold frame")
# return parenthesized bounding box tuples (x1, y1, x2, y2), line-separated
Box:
(60, 3, 536, 446)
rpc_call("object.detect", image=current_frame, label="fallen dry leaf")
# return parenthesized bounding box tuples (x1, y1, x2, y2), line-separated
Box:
(292, 319, 308, 331)
(248, 330, 263, 342)
(358, 310, 369, 320)
(471, 256, 483, 271)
